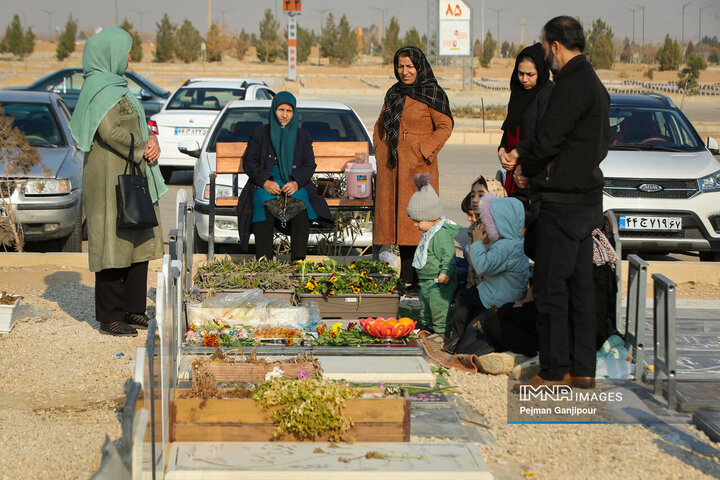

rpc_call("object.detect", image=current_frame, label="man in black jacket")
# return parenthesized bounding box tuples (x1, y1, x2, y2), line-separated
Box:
(509, 16, 610, 391)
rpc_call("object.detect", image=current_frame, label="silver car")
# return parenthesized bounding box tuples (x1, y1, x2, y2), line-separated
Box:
(0, 91, 84, 251)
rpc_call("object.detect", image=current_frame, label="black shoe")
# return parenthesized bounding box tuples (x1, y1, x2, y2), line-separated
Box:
(100, 320, 138, 337)
(125, 312, 151, 329)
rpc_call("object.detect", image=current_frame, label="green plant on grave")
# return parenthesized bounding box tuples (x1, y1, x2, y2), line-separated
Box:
(253, 377, 362, 441)
(194, 257, 297, 290)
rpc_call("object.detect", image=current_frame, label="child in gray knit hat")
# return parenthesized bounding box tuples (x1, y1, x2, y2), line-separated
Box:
(407, 173, 461, 336)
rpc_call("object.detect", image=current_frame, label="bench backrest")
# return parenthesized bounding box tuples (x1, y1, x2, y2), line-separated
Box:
(215, 141, 370, 175)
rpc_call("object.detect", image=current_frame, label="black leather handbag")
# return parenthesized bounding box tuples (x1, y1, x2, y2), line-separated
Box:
(116, 133, 158, 230)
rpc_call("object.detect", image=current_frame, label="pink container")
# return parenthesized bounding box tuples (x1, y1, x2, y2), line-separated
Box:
(345, 157, 374, 199)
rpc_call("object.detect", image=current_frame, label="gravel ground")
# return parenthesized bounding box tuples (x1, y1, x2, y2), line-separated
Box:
(0, 264, 718, 479)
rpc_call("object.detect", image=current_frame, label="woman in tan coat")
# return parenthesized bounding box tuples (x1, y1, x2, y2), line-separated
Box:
(373, 46, 453, 286)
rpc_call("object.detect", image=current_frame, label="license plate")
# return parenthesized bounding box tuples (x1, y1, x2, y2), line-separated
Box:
(174, 127, 207, 136)
(619, 215, 682, 231)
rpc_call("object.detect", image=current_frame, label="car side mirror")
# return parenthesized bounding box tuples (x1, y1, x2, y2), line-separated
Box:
(707, 137, 719, 155)
(139, 89, 153, 101)
(178, 140, 201, 158)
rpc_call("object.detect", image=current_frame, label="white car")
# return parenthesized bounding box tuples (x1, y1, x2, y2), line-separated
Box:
(149, 79, 275, 182)
(182, 100, 376, 253)
(602, 93, 720, 261)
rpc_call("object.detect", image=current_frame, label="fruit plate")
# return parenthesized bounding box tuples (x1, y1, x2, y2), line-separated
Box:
(359, 317, 417, 340)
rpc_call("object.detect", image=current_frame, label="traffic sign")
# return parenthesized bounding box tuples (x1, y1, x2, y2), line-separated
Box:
(283, 0, 301, 12)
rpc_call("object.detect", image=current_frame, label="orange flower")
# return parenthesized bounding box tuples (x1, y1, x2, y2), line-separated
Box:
(317, 323, 326, 335)
(329, 331, 336, 338)
(202, 334, 219, 348)
(285, 337, 293, 346)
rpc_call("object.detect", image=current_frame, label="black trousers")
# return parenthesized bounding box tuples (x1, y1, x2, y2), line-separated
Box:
(533, 202, 601, 380)
(95, 261, 149, 324)
(444, 287, 493, 355)
(253, 206, 310, 261)
(399, 245, 419, 286)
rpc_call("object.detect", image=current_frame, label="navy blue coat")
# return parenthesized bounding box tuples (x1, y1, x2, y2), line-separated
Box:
(236, 124, 332, 249)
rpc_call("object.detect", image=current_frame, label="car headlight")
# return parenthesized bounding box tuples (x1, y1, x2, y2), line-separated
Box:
(698, 171, 720, 192)
(203, 184, 238, 200)
(24, 179, 71, 196)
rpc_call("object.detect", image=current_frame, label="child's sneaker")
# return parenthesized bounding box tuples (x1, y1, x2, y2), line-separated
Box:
(511, 354, 540, 380)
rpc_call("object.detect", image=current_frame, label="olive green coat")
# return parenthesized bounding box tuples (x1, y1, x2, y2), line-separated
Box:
(83, 97, 164, 272)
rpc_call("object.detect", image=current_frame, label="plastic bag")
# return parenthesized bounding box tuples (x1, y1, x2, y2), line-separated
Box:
(186, 289, 309, 330)
(379, 251, 399, 270)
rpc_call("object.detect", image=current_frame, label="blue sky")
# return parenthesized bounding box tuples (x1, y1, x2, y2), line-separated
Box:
(3, 0, 720, 45)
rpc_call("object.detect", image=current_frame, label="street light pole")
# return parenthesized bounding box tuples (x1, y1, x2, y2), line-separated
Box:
(214, 8, 233, 26)
(624, 7, 637, 45)
(131, 9, 149, 34)
(699, 5, 714, 45)
(371, 7, 388, 44)
(40, 9, 54, 42)
(488, 7, 507, 56)
(633, 4, 645, 61)
(682, 2, 692, 64)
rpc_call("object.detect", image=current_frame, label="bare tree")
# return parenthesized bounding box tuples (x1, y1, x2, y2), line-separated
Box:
(0, 107, 41, 252)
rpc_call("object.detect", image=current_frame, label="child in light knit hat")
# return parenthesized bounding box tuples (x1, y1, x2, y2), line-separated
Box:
(407, 173, 461, 336)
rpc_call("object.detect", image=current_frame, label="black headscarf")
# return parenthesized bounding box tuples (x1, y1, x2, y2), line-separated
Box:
(382, 46, 453, 169)
(501, 43, 550, 132)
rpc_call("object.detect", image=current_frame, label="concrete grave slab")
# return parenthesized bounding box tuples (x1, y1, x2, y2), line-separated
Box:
(319, 356, 435, 384)
(165, 441, 492, 479)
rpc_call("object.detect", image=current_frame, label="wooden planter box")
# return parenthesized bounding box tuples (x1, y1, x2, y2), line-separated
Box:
(196, 288, 295, 304)
(193, 361, 320, 384)
(171, 388, 410, 442)
(0, 297, 21, 334)
(297, 293, 399, 320)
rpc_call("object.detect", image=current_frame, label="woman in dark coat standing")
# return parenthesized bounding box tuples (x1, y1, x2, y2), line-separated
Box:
(373, 46, 453, 287)
(498, 43, 553, 198)
(236, 91, 331, 260)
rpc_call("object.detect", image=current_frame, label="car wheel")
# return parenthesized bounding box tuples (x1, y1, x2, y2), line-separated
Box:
(59, 209, 83, 252)
(160, 166, 173, 184)
(193, 225, 208, 254)
(699, 251, 720, 262)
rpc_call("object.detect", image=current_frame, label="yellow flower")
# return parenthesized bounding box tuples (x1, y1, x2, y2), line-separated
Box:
(329, 290, 336, 296)
(349, 264, 355, 269)
(330, 273, 337, 282)
(319, 266, 325, 271)
(305, 280, 314, 291)
(331, 322, 343, 333)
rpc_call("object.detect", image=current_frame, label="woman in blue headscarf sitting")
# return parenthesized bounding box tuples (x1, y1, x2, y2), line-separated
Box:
(236, 91, 332, 260)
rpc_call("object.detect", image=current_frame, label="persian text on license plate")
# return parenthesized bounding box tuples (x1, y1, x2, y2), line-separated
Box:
(174, 127, 207, 136)
(619, 215, 682, 231)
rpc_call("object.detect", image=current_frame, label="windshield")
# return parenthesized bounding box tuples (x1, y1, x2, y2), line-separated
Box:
(609, 106, 703, 151)
(207, 107, 371, 152)
(0, 102, 66, 147)
(166, 87, 246, 111)
(130, 72, 169, 97)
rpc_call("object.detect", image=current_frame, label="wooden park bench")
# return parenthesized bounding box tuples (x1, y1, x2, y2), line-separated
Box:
(208, 141, 374, 258)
